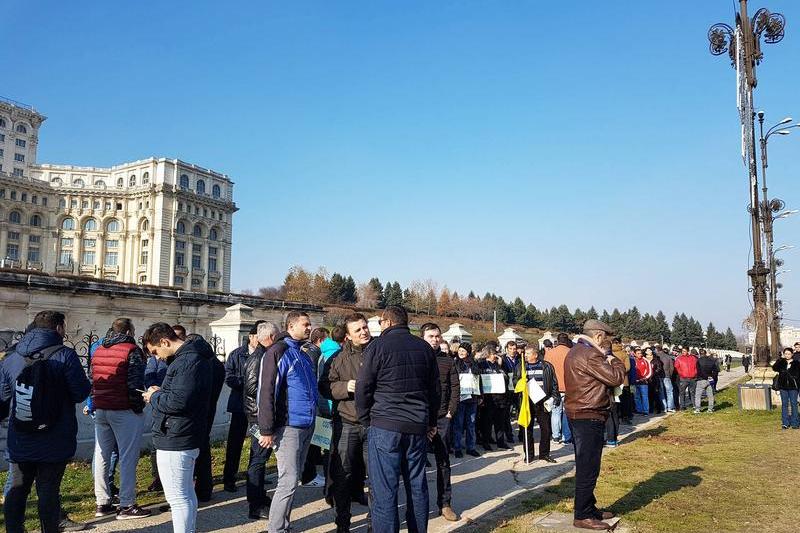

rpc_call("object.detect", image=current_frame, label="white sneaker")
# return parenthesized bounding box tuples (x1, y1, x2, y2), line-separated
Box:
(301, 474, 325, 487)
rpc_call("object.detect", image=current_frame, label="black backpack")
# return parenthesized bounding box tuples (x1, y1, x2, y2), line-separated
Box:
(12, 345, 64, 432)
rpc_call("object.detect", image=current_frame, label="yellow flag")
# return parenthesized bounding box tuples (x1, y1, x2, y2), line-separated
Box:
(515, 367, 531, 428)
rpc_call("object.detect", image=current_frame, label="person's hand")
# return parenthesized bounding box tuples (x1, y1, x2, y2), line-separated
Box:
(142, 386, 160, 403)
(258, 435, 273, 449)
(446, 412, 452, 419)
(82, 406, 90, 416)
(427, 426, 438, 441)
(347, 380, 356, 393)
(606, 355, 616, 364)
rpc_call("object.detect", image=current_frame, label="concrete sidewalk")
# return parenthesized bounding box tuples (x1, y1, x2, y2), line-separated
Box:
(89, 367, 745, 532)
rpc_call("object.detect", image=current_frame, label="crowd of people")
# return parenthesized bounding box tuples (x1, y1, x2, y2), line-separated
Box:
(1, 308, 799, 533)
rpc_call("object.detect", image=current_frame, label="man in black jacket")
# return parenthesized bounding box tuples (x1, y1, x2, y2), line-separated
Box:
(319, 313, 372, 533)
(356, 306, 440, 533)
(420, 322, 460, 522)
(222, 321, 264, 493)
(142, 323, 212, 533)
(243, 321, 280, 519)
(694, 349, 718, 414)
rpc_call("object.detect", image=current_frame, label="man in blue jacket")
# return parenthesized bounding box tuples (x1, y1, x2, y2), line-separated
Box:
(0, 311, 91, 533)
(143, 350, 168, 492)
(356, 306, 441, 533)
(222, 322, 263, 492)
(257, 311, 317, 533)
(142, 323, 212, 533)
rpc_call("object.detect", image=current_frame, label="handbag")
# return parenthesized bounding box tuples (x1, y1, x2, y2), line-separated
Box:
(771, 374, 781, 391)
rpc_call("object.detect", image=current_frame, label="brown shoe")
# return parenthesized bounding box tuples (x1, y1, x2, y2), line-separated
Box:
(440, 506, 459, 522)
(599, 510, 616, 520)
(573, 518, 611, 530)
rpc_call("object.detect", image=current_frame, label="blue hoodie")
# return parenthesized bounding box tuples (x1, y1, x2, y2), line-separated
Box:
(0, 328, 91, 463)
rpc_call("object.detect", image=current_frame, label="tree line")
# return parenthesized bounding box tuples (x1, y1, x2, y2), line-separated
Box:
(243, 266, 739, 350)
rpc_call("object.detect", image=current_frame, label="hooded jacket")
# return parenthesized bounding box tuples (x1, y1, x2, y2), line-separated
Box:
(319, 339, 368, 425)
(90, 332, 146, 412)
(0, 328, 91, 463)
(564, 336, 626, 421)
(149, 336, 213, 451)
(257, 333, 318, 436)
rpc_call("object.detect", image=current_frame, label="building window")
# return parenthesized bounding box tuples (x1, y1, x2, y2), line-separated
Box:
(15, 139, 25, 148)
(31, 195, 37, 204)
(212, 184, 221, 198)
(8, 231, 19, 241)
(0, 118, 5, 128)
(73, 178, 84, 187)
(175, 240, 185, 266)
(191, 278, 201, 287)
(13, 168, 23, 177)
(0, 149, 4, 158)
(203, 208, 208, 218)
(176, 221, 186, 234)
(192, 243, 202, 269)
(105, 202, 111, 210)
(14, 153, 24, 162)
(174, 275, 184, 285)
(196, 179, 205, 195)
(139, 275, 147, 283)
(0, 133, 4, 141)
(83, 218, 98, 231)
(208, 257, 217, 273)
(6, 244, 19, 260)
(116, 202, 122, 210)
(59, 250, 72, 265)
(0, 189, 4, 198)
(28, 236, 41, 263)
(107, 219, 120, 232)
(83, 238, 96, 249)
(180, 174, 189, 190)
(104, 251, 118, 266)
(193, 224, 202, 238)
(70, 199, 77, 208)
(42, 197, 47, 207)
(81, 201, 88, 209)
(59, 199, 66, 209)
(94, 180, 106, 188)
(141, 219, 149, 232)
(93, 201, 100, 209)
(140, 239, 149, 265)
(129, 175, 136, 186)
(106, 239, 118, 249)
(178, 202, 183, 212)
(11, 191, 17, 200)
(16, 124, 27, 134)
(21, 193, 27, 202)
(9, 211, 21, 224)
(208, 280, 217, 289)
(142, 172, 150, 184)
(81, 251, 96, 265)
(51, 177, 62, 186)
(104, 275, 117, 281)
(117, 177, 124, 188)
(61, 217, 75, 230)
(138, 202, 142, 210)
(209, 228, 218, 241)
(61, 237, 73, 248)
(29, 214, 41, 227)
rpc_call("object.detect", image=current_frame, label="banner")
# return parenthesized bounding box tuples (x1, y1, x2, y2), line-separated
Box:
(311, 417, 333, 451)
(527, 378, 546, 404)
(459, 373, 480, 398)
(480, 373, 506, 394)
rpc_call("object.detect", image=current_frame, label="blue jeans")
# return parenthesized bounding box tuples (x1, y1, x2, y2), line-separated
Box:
(157, 448, 199, 533)
(368, 426, 429, 533)
(452, 401, 477, 452)
(634, 384, 649, 414)
(551, 394, 564, 440)
(659, 377, 675, 411)
(780, 389, 800, 428)
(561, 407, 573, 443)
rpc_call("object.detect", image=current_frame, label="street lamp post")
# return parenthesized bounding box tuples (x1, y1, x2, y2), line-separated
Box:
(708, 1, 786, 367)
(757, 113, 800, 358)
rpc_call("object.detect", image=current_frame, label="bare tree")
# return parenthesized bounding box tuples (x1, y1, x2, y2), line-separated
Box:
(357, 282, 379, 309)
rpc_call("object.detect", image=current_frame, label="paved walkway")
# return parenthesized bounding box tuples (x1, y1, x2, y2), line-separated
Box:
(89, 367, 745, 532)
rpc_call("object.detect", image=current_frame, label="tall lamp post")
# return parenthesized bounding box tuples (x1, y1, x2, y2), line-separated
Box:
(757, 112, 800, 358)
(708, 2, 786, 367)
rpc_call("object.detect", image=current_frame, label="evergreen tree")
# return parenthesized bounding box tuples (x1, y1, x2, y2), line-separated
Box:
(625, 306, 643, 339)
(384, 281, 404, 307)
(641, 313, 659, 341)
(342, 275, 357, 303)
(520, 304, 542, 328)
(573, 308, 586, 329)
(655, 311, 671, 343)
(496, 296, 513, 324)
(403, 288, 412, 307)
(368, 278, 385, 308)
(601, 309, 612, 324)
(609, 309, 624, 336)
(511, 297, 526, 324)
(553, 305, 577, 333)
(329, 273, 346, 303)
(672, 313, 689, 347)
(687, 317, 704, 347)
(724, 328, 738, 350)
(586, 306, 599, 320)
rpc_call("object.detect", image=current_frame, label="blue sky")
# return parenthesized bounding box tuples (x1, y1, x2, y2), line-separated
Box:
(5, 1, 800, 334)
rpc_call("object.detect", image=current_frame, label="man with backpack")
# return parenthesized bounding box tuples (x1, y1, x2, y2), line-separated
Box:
(90, 318, 150, 520)
(0, 311, 92, 533)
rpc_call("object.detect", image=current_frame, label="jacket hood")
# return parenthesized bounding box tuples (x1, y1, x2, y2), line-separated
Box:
(180, 335, 216, 360)
(320, 338, 341, 359)
(15, 328, 64, 357)
(102, 332, 137, 348)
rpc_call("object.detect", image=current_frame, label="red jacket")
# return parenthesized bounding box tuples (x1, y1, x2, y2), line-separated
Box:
(674, 354, 698, 379)
(91, 339, 140, 411)
(634, 357, 652, 382)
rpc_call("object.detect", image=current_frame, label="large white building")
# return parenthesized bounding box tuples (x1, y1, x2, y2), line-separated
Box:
(0, 96, 237, 292)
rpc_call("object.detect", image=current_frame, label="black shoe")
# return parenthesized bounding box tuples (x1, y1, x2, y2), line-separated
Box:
(224, 481, 238, 493)
(248, 506, 269, 520)
(59, 516, 88, 531)
(481, 443, 494, 451)
(467, 449, 481, 457)
(117, 505, 152, 520)
(454, 450, 463, 458)
(497, 443, 511, 450)
(158, 504, 171, 512)
(147, 479, 163, 492)
(95, 504, 116, 517)
(541, 456, 558, 463)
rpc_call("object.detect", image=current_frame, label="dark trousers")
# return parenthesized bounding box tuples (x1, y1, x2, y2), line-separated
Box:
(331, 418, 369, 529)
(301, 445, 322, 484)
(368, 426, 429, 533)
(519, 401, 551, 460)
(619, 386, 634, 421)
(479, 398, 506, 447)
(605, 403, 619, 442)
(150, 450, 160, 483)
(195, 405, 218, 500)
(4, 461, 67, 533)
(223, 412, 248, 485)
(678, 379, 696, 410)
(571, 419, 606, 521)
(246, 434, 273, 510)
(501, 394, 515, 443)
(432, 417, 452, 509)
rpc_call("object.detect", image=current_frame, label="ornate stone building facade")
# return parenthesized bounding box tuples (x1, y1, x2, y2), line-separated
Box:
(0, 97, 237, 292)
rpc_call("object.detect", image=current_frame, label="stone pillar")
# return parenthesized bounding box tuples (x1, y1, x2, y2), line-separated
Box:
(209, 303, 255, 360)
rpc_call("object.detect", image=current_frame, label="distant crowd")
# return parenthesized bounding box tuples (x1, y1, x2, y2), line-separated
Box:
(1, 310, 799, 533)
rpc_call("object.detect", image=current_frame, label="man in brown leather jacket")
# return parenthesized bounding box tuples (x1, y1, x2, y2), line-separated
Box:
(564, 320, 626, 531)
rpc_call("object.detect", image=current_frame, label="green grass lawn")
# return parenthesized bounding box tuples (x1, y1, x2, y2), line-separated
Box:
(0, 437, 275, 531)
(483, 380, 797, 533)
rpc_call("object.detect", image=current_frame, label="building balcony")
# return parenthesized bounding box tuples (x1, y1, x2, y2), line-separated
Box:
(103, 265, 119, 274)
(192, 267, 206, 277)
(79, 264, 96, 274)
(26, 261, 43, 270)
(174, 264, 189, 275)
(208, 270, 221, 280)
(56, 262, 74, 272)
(137, 264, 147, 273)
